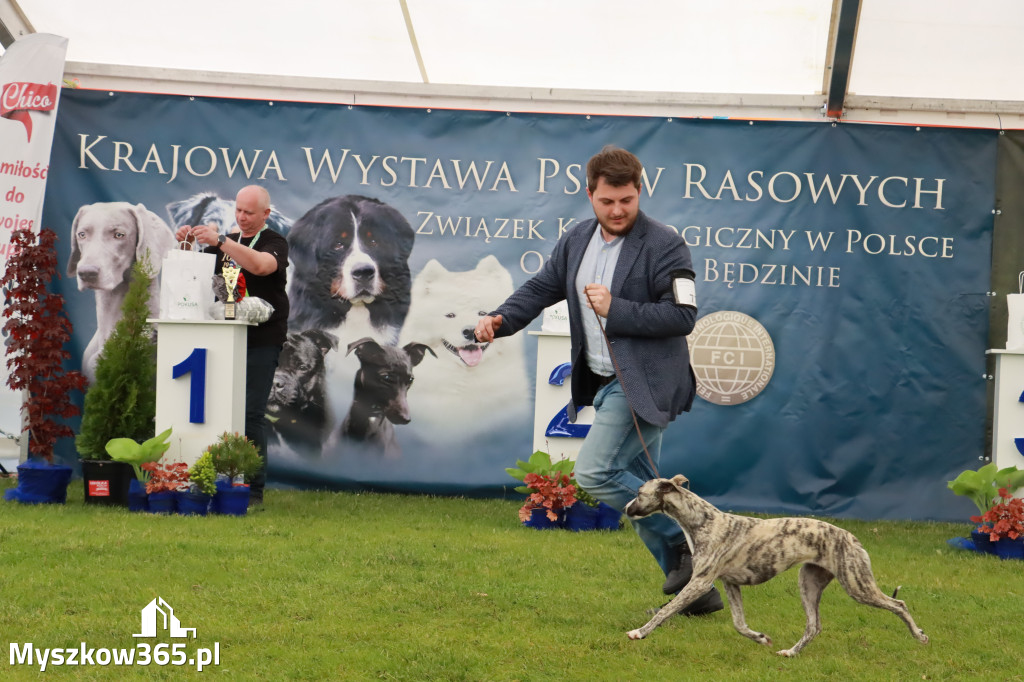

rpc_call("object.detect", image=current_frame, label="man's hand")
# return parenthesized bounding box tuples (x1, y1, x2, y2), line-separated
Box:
(474, 314, 503, 343)
(583, 284, 611, 317)
(174, 224, 194, 243)
(174, 223, 219, 246)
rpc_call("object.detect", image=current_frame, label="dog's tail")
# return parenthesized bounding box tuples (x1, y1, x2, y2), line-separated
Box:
(891, 585, 902, 599)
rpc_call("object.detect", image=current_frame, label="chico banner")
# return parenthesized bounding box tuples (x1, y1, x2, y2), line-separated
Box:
(0, 33, 69, 459)
(41, 89, 995, 520)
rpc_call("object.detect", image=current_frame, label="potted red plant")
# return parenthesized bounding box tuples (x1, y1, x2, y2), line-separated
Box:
(518, 471, 577, 529)
(506, 450, 622, 531)
(973, 488, 1024, 560)
(142, 461, 189, 513)
(1, 229, 87, 505)
(949, 463, 1024, 553)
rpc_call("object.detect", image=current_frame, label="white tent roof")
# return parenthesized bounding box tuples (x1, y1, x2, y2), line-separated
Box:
(4, 0, 1024, 125)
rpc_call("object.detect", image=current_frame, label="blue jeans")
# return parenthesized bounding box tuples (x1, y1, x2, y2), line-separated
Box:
(573, 380, 686, 576)
(246, 344, 282, 494)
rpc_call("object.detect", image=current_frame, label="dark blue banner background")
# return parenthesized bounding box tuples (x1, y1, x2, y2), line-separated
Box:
(41, 89, 996, 520)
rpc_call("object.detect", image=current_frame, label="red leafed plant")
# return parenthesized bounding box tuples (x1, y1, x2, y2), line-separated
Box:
(0, 228, 88, 463)
(972, 487, 1024, 542)
(142, 461, 190, 494)
(518, 471, 578, 523)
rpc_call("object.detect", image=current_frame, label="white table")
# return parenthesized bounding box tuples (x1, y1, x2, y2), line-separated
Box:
(986, 349, 1024, 473)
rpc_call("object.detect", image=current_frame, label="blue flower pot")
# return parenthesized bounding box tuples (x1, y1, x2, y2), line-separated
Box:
(563, 502, 599, 531)
(128, 478, 149, 512)
(596, 502, 623, 530)
(994, 537, 1024, 561)
(971, 529, 996, 555)
(212, 481, 249, 516)
(178, 491, 212, 516)
(4, 461, 73, 504)
(523, 506, 562, 529)
(147, 490, 177, 514)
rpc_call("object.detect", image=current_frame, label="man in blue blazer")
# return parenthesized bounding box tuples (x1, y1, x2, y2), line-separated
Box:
(475, 146, 722, 617)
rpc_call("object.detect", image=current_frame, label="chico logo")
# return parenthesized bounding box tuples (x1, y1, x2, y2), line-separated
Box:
(1, 81, 58, 142)
(689, 310, 775, 406)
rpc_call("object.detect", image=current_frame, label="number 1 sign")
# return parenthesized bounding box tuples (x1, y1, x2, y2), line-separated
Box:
(151, 319, 249, 466)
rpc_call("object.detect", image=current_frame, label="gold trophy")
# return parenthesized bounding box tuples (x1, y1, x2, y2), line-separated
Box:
(222, 265, 242, 320)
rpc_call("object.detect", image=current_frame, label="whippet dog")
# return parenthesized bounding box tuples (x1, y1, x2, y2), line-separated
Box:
(624, 475, 929, 657)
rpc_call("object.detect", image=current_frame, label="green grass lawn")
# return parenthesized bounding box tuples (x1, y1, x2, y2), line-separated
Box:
(1, 478, 1021, 681)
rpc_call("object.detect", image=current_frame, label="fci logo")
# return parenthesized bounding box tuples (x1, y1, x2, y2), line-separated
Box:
(689, 311, 776, 406)
(133, 598, 196, 639)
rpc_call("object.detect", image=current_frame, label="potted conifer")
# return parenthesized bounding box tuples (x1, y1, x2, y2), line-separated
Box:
(75, 259, 158, 506)
(207, 431, 264, 515)
(1, 229, 87, 505)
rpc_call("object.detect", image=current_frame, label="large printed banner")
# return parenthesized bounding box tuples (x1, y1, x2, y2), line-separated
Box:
(0, 34, 68, 459)
(41, 89, 996, 520)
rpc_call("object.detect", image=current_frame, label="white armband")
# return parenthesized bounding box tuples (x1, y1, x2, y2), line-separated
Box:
(671, 270, 697, 309)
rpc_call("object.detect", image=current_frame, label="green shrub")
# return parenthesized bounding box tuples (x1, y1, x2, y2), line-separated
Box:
(76, 259, 157, 460)
(189, 451, 217, 496)
(207, 431, 263, 482)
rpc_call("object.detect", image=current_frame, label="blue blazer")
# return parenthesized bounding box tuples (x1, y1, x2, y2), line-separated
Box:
(494, 210, 697, 428)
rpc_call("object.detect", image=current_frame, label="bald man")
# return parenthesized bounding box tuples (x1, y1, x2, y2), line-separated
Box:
(175, 185, 289, 506)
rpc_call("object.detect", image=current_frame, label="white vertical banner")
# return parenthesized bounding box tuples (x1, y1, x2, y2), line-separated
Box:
(0, 34, 69, 466)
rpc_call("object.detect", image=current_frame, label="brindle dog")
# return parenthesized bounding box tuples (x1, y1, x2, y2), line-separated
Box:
(624, 475, 929, 657)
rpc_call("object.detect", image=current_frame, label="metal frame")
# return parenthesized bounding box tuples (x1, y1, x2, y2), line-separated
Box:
(824, 0, 862, 119)
(4, 1, 1020, 128)
(0, 0, 32, 47)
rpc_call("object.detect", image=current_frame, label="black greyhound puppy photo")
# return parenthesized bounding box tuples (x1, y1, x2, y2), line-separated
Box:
(341, 337, 435, 458)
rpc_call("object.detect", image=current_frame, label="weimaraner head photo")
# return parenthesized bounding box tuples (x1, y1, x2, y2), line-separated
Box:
(67, 201, 177, 382)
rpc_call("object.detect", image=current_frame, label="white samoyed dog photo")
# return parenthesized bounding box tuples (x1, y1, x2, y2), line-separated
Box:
(398, 255, 531, 443)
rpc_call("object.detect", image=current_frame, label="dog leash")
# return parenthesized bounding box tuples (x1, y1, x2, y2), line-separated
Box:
(584, 287, 660, 478)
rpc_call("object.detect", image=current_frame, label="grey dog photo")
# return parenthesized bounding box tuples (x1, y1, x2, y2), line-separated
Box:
(624, 475, 929, 657)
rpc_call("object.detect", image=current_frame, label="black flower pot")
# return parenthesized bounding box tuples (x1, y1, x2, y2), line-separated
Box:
(81, 459, 135, 507)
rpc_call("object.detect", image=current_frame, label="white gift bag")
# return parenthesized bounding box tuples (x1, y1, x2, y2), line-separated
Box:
(1007, 271, 1024, 351)
(158, 243, 216, 321)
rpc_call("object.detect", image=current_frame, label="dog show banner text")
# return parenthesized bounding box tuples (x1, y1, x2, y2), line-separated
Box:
(40, 89, 995, 521)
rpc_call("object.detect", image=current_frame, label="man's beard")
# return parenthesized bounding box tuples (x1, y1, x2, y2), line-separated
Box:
(599, 215, 636, 237)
